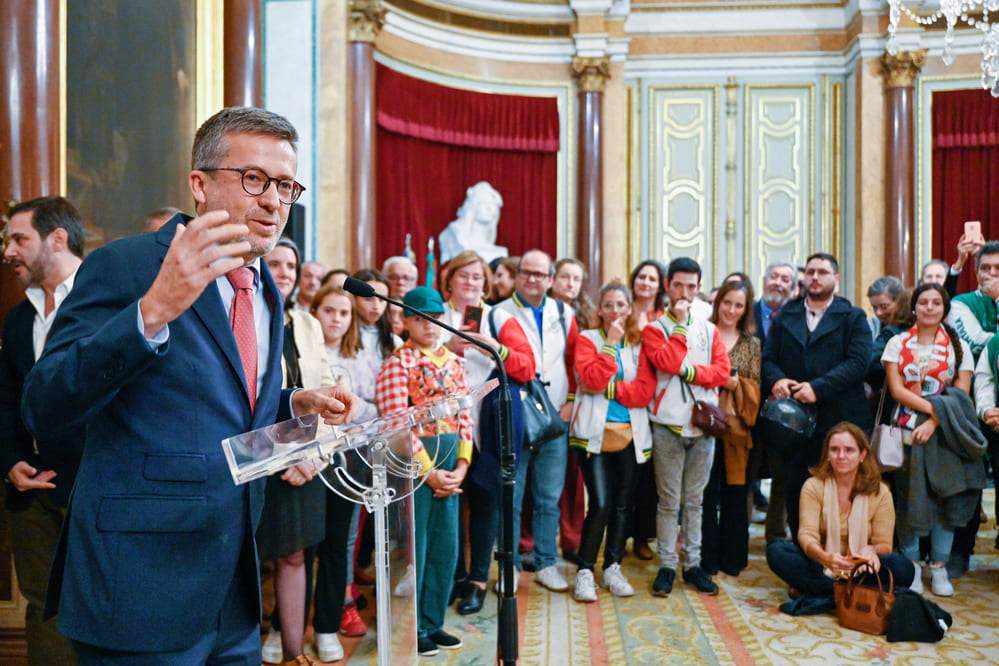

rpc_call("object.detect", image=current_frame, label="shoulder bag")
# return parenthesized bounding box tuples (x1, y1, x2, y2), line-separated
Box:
(488, 307, 568, 449)
(681, 379, 728, 438)
(870, 384, 903, 471)
(834, 562, 895, 635)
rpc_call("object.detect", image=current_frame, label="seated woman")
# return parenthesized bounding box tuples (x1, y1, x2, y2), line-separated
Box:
(766, 422, 914, 613)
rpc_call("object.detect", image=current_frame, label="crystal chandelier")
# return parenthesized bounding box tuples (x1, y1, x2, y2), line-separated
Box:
(887, 0, 999, 96)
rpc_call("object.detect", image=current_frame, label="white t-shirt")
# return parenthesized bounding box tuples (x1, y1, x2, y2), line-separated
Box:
(882, 331, 973, 396)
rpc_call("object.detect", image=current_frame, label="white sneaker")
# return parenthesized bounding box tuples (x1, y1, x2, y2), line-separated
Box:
(573, 569, 598, 602)
(929, 562, 954, 596)
(393, 563, 415, 598)
(261, 630, 282, 664)
(602, 563, 635, 597)
(909, 561, 923, 594)
(535, 564, 569, 591)
(316, 632, 344, 662)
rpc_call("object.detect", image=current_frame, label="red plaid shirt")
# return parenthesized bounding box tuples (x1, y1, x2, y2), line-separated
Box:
(375, 341, 474, 472)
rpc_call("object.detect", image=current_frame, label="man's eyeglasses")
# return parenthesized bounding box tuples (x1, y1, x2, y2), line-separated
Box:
(518, 269, 551, 282)
(388, 273, 416, 283)
(202, 167, 305, 205)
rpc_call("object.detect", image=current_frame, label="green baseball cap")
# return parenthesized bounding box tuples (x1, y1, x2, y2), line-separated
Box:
(402, 286, 445, 316)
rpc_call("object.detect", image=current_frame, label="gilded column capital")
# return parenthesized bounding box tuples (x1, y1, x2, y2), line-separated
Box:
(349, 0, 386, 43)
(571, 56, 611, 93)
(880, 50, 927, 89)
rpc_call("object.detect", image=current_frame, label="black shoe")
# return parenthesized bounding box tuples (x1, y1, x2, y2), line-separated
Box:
(683, 566, 719, 595)
(652, 567, 675, 597)
(429, 629, 462, 649)
(456, 584, 486, 615)
(562, 549, 580, 565)
(449, 579, 469, 605)
(520, 552, 537, 572)
(417, 637, 439, 656)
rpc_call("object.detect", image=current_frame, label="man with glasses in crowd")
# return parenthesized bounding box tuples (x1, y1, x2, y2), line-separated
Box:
(761, 252, 871, 543)
(493, 249, 579, 592)
(382, 255, 419, 298)
(22, 107, 356, 664)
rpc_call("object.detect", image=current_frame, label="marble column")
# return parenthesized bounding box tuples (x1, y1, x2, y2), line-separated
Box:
(224, 0, 263, 107)
(0, 0, 60, 321)
(880, 50, 925, 285)
(348, 0, 385, 271)
(572, 56, 610, 296)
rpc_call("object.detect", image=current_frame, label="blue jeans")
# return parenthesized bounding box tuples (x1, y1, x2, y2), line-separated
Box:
(512, 434, 567, 571)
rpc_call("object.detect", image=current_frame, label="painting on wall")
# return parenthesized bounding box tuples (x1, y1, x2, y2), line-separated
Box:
(67, 0, 197, 246)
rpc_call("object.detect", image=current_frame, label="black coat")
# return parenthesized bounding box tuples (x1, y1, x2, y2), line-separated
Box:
(0, 300, 82, 510)
(761, 295, 873, 434)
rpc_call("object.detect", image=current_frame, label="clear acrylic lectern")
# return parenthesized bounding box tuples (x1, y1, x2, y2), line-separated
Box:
(221, 380, 497, 665)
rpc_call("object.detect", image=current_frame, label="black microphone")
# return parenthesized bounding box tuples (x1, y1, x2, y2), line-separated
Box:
(343, 274, 519, 664)
(343, 276, 376, 298)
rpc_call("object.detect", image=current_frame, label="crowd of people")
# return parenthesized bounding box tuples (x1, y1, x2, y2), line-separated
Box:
(1, 103, 996, 665)
(252, 236, 996, 658)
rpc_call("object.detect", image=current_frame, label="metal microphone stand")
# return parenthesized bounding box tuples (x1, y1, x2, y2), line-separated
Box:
(344, 278, 518, 665)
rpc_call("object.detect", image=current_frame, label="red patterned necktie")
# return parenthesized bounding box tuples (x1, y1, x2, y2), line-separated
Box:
(226, 267, 257, 412)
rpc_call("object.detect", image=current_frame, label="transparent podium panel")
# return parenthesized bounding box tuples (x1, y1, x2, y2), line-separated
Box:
(221, 381, 497, 665)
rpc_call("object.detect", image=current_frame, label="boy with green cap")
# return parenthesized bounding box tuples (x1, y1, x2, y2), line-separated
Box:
(375, 286, 473, 656)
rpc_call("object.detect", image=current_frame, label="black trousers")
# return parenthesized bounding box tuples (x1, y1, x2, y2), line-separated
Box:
(577, 445, 641, 571)
(702, 438, 749, 575)
(312, 491, 355, 633)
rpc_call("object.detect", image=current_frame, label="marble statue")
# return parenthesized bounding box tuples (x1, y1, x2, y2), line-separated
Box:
(438, 181, 508, 264)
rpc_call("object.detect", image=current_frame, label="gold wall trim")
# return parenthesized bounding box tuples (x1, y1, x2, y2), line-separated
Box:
(915, 73, 980, 270)
(628, 83, 640, 271)
(60, 0, 67, 196)
(742, 83, 816, 277)
(385, 0, 573, 37)
(196, 0, 224, 126)
(647, 84, 720, 276)
(373, 53, 575, 257)
(831, 80, 842, 255)
(631, 1, 848, 11)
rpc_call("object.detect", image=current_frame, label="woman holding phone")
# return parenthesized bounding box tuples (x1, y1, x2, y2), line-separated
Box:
(439, 251, 536, 614)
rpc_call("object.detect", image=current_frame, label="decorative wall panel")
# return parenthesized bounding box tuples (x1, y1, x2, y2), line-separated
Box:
(744, 84, 813, 284)
(648, 87, 718, 275)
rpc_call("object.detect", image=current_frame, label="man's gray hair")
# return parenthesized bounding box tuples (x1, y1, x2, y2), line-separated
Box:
(764, 261, 797, 280)
(382, 256, 418, 276)
(192, 107, 298, 170)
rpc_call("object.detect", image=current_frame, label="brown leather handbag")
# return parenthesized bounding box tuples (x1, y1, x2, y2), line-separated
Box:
(681, 380, 728, 438)
(834, 562, 895, 635)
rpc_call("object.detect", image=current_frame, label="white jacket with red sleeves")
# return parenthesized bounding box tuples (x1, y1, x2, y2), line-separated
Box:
(642, 311, 731, 435)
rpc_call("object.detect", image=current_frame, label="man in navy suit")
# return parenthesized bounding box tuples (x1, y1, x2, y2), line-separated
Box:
(0, 196, 85, 664)
(761, 253, 871, 543)
(22, 107, 355, 664)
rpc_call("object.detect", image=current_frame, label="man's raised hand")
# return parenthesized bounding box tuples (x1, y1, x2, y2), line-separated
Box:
(140, 211, 251, 337)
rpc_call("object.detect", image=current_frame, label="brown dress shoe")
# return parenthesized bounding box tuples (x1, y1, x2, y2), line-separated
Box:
(282, 655, 318, 666)
(634, 540, 654, 561)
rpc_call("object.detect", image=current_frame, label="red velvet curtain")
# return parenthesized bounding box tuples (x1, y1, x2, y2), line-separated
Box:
(931, 89, 999, 294)
(375, 64, 560, 282)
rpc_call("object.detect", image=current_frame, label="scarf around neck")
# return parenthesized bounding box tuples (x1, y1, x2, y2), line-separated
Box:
(821, 477, 869, 578)
(897, 325, 952, 429)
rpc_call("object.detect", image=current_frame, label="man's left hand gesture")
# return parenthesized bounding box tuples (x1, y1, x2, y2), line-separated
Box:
(291, 386, 359, 425)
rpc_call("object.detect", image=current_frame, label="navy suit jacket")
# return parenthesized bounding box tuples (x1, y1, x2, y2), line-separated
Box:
(22, 217, 291, 652)
(0, 300, 82, 510)
(761, 295, 873, 435)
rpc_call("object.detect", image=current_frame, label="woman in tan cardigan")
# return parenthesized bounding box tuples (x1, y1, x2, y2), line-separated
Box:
(766, 422, 915, 613)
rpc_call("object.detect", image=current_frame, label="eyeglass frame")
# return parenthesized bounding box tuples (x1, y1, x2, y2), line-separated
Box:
(517, 269, 553, 282)
(201, 167, 305, 205)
